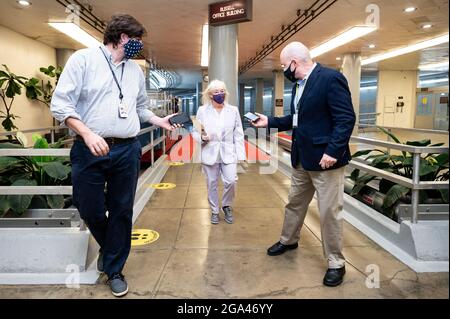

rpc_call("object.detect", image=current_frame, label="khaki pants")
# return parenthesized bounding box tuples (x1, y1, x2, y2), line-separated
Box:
(280, 164, 346, 269)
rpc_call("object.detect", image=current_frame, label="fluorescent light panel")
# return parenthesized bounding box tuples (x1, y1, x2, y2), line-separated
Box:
(48, 22, 101, 48)
(419, 61, 449, 71)
(201, 24, 209, 67)
(310, 25, 377, 58)
(362, 34, 449, 66)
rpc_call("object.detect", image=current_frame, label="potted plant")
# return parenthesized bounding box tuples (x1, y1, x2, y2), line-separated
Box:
(0, 64, 43, 141)
(25, 65, 67, 141)
(347, 126, 449, 220)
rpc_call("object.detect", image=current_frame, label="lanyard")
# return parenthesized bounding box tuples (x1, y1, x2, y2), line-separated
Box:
(294, 79, 306, 114)
(100, 47, 125, 101)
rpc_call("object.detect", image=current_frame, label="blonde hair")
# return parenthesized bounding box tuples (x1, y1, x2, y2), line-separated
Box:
(201, 79, 229, 105)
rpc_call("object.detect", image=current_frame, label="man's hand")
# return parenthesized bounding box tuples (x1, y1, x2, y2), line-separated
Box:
(251, 113, 268, 128)
(82, 132, 110, 157)
(319, 153, 337, 169)
(150, 114, 182, 131)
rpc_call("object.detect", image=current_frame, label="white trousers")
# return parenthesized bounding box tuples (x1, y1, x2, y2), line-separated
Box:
(202, 162, 237, 214)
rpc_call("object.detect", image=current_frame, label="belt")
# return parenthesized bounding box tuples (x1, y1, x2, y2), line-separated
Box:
(75, 135, 136, 146)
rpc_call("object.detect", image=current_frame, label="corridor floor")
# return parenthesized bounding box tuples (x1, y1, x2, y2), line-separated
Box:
(0, 162, 448, 299)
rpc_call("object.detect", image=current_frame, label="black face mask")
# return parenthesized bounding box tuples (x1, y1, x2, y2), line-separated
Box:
(283, 61, 298, 83)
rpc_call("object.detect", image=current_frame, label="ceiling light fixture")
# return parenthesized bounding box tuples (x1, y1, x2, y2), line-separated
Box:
(404, 7, 417, 13)
(17, 0, 31, 6)
(309, 25, 377, 58)
(48, 22, 101, 48)
(361, 34, 449, 66)
(422, 24, 433, 29)
(201, 24, 209, 67)
(418, 61, 449, 71)
(336, 57, 342, 61)
(368, 44, 376, 48)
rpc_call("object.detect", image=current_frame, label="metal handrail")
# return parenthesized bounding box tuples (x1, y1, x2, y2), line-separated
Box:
(350, 136, 449, 154)
(0, 125, 168, 197)
(358, 124, 449, 135)
(349, 135, 449, 224)
(0, 125, 62, 137)
(270, 131, 448, 224)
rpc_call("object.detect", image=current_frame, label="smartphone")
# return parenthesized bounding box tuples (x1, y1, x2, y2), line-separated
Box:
(244, 112, 260, 122)
(169, 113, 192, 125)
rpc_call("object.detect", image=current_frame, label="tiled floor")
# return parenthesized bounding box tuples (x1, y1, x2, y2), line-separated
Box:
(0, 162, 448, 299)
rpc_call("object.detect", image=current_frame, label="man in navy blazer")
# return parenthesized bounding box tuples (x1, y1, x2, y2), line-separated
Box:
(253, 41, 356, 287)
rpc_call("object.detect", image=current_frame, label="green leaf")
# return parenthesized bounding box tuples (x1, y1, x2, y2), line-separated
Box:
(352, 149, 373, 158)
(7, 179, 36, 215)
(377, 126, 401, 144)
(350, 169, 360, 181)
(434, 153, 449, 167)
(403, 157, 413, 166)
(0, 196, 11, 214)
(370, 155, 390, 166)
(8, 172, 32, 184)
(379, 178, 395, 194)
(32, 133, 44, 144)
(406, 139, 431, 147)
(29, 195, 48, 209)
(0, 142, 23, 149)
(25, 78, 43, 99)
(32, 136, 51, 163)
(0, 156, 23, 172)
(41, 161, 71, 180)
(46, 195, 65, 209)
(430, 143, 445, 147)
(2, 117, 17, 131)
(383, 184, 410, 208)
(390, 155, 406, 162)
(351, 183, 366, 196)
(419, 158, 440, 176)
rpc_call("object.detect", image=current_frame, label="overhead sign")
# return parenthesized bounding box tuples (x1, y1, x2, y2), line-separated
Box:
(209, 0, 253, 26)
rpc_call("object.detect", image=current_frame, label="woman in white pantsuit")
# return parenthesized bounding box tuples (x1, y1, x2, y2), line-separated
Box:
(192, 80, 246, 224)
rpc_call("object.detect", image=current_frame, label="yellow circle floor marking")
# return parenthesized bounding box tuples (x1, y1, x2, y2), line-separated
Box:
(148, 182, 176, 190)
(167, 161, 185, 166)
(131, 229, 159, 246)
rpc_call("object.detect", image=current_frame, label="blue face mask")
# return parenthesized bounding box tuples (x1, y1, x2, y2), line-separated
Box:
(124, 39, 143, 59)
(212, 93, 226, 104)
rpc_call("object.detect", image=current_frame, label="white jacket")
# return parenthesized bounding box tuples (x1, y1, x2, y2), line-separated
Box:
(192, 103, 246, 165)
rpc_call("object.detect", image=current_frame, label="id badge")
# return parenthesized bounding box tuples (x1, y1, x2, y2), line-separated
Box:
(118, 102, 128, 118)
(292, 113, 298, 128)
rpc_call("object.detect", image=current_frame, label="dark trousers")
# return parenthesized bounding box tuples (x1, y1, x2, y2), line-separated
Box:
(70, 139, 141, 278)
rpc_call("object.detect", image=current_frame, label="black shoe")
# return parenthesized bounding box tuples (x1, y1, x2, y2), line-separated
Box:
(267, 241, 298, 256)
(97, 250, 104, 273)
(323, 266, 346, 287)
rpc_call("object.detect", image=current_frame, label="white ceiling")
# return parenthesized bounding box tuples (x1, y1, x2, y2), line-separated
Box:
(0, 0, 448, 88)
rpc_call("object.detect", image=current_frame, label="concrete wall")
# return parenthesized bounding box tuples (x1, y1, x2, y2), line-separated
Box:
(0, 25, 57, 142)
(376, 70, 417, 129)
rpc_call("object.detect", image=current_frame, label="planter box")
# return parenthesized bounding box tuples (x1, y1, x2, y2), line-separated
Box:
(0, 228, 89, 273)
(0, 155, 170, 284)
(343, 194, 449, 273)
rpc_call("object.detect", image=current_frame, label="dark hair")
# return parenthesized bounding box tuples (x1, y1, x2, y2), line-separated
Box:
(103, 14, 147, 46)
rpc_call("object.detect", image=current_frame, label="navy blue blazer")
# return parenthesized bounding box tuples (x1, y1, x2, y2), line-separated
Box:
(268, 63, 356, 171)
